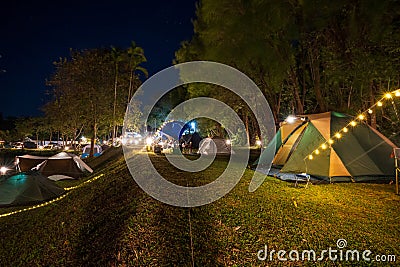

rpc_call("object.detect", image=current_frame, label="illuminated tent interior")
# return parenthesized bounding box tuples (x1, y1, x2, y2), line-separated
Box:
(254, 112, 397, 182)
(0, 172, 65, 207)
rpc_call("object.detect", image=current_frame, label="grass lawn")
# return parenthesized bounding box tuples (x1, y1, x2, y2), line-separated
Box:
(0, 147, 399, 266)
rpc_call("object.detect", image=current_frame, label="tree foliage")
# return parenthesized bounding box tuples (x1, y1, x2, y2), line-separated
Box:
(174, 0, 400, 142)
(44, 44, 147, 155)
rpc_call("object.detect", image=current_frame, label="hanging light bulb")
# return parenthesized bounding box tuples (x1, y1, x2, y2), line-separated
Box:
(315, 149, 320, 155)
(343, 127, 349, 133)
(308, 155, 314, 160)
(321, 143, 328, 150)
(350, 121, 357, 127)
(395, 90, 400, 97)
(335, 133, 342, 139)
(385, 93, 392, 99)
(328, 139, 334, 144)
(377, 101, 383, 107)
(368, 109, 373, 114)
(358, 114, 365, 120)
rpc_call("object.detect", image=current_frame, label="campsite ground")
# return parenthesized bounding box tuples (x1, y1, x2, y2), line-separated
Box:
(0, 147, 399, 266)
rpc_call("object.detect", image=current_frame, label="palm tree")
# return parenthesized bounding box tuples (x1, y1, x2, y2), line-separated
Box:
(126, 41, 148, 104)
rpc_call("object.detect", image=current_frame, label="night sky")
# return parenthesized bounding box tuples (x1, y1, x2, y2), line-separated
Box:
(0, 0, 197, 118)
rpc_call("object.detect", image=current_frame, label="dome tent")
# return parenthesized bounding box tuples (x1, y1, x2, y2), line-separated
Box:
(254, 112, 397, 182)
(38, 152, 93, 181)
(0, 171, 65, 207)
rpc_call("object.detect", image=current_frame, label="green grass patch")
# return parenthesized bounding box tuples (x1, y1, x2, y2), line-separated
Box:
(0, 150, 399, 266)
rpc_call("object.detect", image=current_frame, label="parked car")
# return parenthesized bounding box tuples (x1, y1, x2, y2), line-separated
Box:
(23, 141, 37, 149)
(11, 142, 24, 149)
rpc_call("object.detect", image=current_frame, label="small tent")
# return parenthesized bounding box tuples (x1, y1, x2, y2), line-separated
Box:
(0, 171, 65, 207)
(198, 137, 233, 155)
(38, 152, 93, 180)
(159, 121, 186, 140)
(16, 155, 49, 172)
(81, 144, 103, 159)
(255, 112, 397, 182)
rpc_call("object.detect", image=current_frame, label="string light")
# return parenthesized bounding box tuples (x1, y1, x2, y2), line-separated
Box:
(385, 93, 392, 99)
(301, 88, 400, 163)
(0, 173, 105, 218)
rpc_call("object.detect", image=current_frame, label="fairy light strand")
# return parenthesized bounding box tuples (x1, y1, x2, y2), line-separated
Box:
(304, 89, 400, 161)
(0, 173, 104, 218)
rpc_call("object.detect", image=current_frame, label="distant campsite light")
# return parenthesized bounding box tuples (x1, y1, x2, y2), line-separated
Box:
(0, 166, 8, 175)
(146, 137, 153, 145)
(286, 115, 296, 124)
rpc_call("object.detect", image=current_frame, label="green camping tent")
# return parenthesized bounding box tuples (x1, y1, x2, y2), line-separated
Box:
(255, 112, 397, 182)
(0, 171, 65, 207)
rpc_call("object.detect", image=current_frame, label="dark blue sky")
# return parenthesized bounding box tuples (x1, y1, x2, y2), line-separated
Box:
(0, 0, 197, 118)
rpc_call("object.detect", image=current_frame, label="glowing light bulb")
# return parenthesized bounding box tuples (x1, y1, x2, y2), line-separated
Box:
(328, 139, 334, 144)
(0, 166, 8, 175)
(335, 133, 342, 139)
(321, 144, 328, 150)
(315, 149, 320, 155)
(350, 121, 357, 127)
(343, 127, 348, 133)
(385, 93, 392, 99)
(395, 90, 400, 97)
(377, 101, 383, 107)
(368, 109, 373, 114)
(308, 155, 314, 160)
(358, 114, 365, 120)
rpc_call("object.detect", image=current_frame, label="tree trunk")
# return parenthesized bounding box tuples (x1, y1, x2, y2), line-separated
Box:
(369, 81, 377, 129)
(112, 64, 118, 145)
(308, 44, 327, 112)
(89, 122, 97, 158)
(289, 67, 304, 114)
